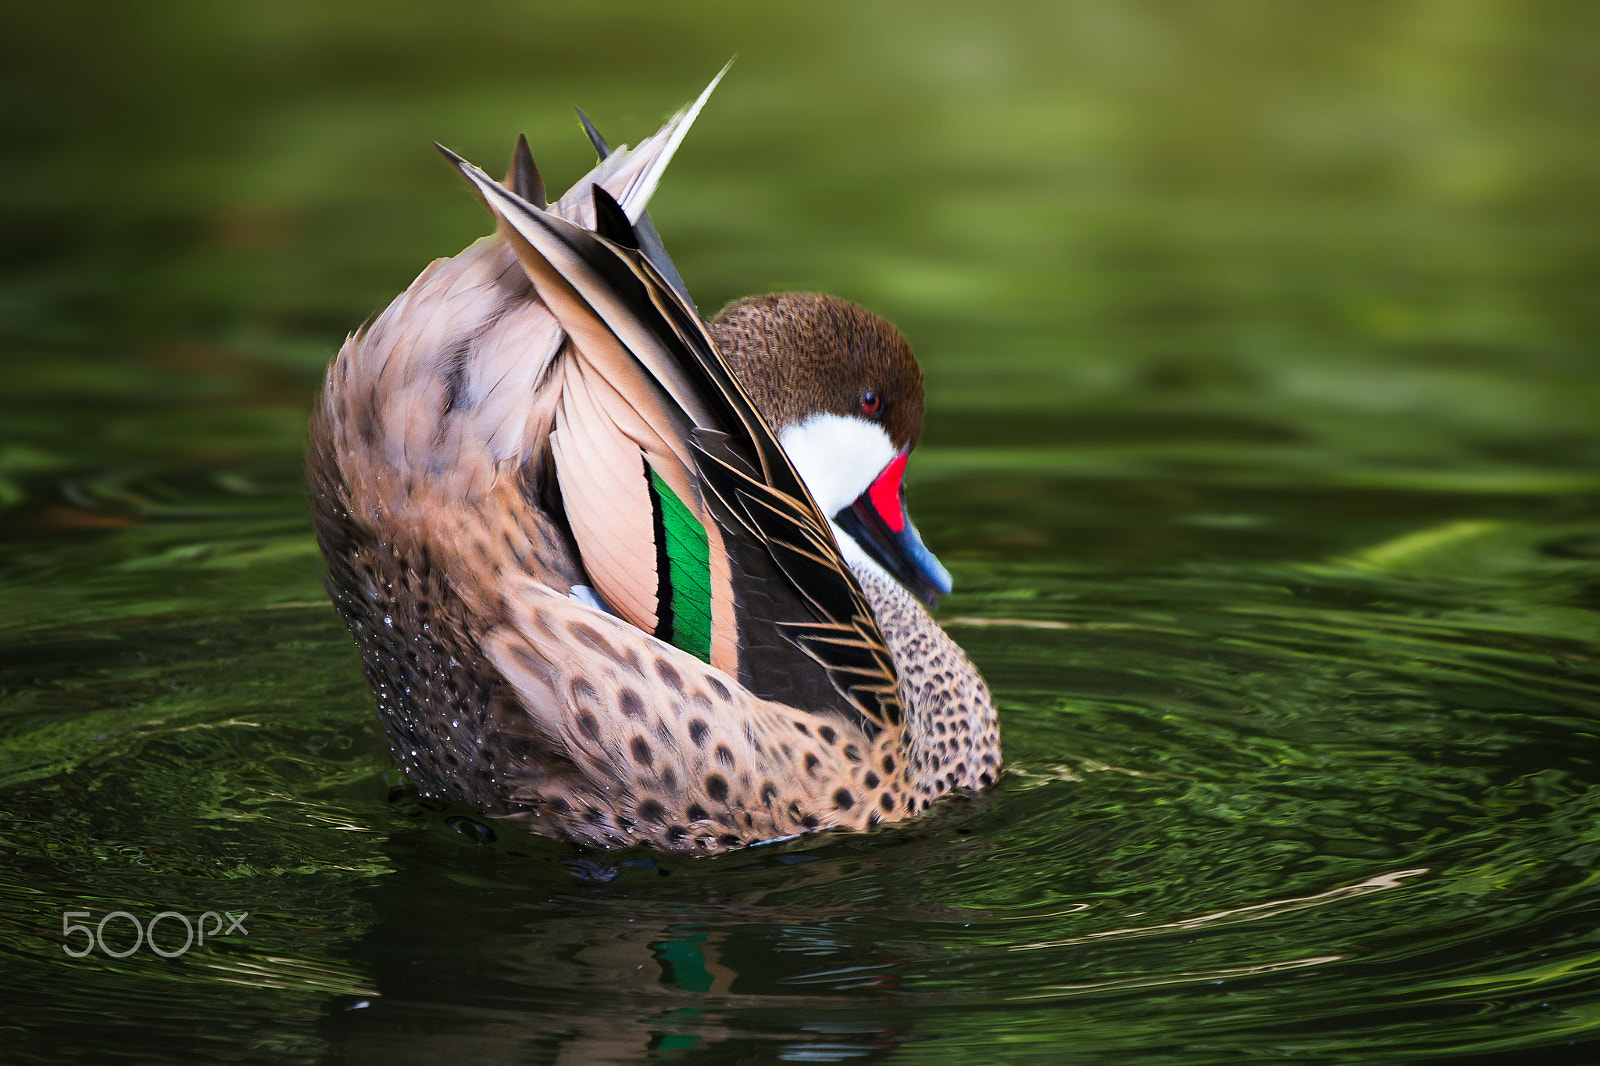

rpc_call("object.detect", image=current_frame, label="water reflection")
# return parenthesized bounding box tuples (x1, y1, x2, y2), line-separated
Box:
(326, 822, 966, 1062)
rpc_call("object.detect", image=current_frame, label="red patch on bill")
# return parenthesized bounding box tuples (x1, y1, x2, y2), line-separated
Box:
(868, 452, 908, 533)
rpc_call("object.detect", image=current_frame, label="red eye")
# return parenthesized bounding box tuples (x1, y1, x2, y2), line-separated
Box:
(860, 391, 882, 417)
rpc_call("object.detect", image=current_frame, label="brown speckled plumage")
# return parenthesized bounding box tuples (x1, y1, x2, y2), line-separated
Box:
(307, 85, 999, 855)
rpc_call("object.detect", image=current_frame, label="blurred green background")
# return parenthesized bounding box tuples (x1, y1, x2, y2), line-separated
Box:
(6, 0, 1597, 486)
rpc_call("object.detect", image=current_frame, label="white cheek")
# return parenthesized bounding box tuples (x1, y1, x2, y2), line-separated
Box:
(779, 413, 897, 517)
(829, 517, 893, 583)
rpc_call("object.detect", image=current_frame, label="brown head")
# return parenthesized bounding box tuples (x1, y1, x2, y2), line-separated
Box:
(708, 292, 951, 604)
(708, 293, 926, 451)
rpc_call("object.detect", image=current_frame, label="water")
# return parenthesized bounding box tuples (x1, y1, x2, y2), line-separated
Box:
(4, 2, 1599, 1062)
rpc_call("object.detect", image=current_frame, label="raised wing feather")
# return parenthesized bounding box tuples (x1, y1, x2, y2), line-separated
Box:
(439, 146, 905, 734)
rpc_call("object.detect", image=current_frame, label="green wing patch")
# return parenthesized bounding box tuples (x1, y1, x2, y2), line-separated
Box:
(647, 465, 712, 662)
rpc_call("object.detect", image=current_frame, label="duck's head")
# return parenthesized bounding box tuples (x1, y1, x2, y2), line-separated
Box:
(708, 293, 953, 606)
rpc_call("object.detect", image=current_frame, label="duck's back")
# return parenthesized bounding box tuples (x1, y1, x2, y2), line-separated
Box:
(309, 237, 879, 847)
(308, 233, 578, 809)
(307, 223, 931, 854)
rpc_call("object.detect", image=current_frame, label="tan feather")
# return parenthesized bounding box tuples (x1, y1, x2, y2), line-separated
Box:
(546, 287, 742, 676)
(551, 370, 658, 630)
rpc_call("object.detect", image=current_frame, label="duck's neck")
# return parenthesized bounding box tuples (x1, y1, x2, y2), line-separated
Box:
(839, 539, 1001, 792)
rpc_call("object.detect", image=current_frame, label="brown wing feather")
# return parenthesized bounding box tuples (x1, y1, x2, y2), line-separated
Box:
(550, 301, 742, 663)
(438, 151, 904, 733)
(482, 578, 901, 851)
(550, 392, 659, 631)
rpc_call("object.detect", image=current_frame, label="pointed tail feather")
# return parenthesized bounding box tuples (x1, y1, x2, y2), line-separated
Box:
(570, 68, 730, 315)
(614, 61, 730, 222)
(507, 134, 547, 209)
(575, 107, 612, 159)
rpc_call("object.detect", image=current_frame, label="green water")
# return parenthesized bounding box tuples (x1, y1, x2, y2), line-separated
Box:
(4, 2, 1599, 1062)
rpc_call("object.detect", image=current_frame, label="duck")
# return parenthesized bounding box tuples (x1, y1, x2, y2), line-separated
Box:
(306, 73, 999, 855)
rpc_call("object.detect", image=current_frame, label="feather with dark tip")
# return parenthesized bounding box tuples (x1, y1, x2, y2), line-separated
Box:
(508, 134, 547, 209)
(576, 107, 612, 159)
(576, 108, 699, 314)
(589, 185, 639, 250)
(446, 154, 794, 528)
(437, 143, 713, 430)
